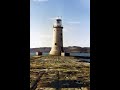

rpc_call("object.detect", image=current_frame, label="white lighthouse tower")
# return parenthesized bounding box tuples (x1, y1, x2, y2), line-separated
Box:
(49, 17, 64, 56)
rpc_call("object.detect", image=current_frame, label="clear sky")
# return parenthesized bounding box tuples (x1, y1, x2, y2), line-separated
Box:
(30, 0, 90, 48)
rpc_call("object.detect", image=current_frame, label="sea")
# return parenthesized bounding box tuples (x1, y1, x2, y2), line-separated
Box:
(30, 52, 90, 62)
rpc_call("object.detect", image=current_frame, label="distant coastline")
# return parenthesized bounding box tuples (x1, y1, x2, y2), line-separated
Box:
(30, 46, 90, 53)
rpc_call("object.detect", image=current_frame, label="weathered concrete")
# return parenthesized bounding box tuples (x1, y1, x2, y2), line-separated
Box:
(30, 56, 90, 89)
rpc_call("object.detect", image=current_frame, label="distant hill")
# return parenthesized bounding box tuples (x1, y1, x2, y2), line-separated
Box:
(30, 46, 90, 53)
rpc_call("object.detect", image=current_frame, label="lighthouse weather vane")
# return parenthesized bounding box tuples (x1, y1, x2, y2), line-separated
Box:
(56, 16, 62, 19)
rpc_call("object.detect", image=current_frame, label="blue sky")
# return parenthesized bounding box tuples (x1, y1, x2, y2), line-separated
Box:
(30, 0, 90, 48)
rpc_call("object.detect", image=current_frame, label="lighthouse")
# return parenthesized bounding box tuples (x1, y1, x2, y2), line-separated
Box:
(49, 17, 64, 56)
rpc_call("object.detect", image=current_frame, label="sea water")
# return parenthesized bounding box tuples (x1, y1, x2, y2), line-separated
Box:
(30, 52, 90, 62)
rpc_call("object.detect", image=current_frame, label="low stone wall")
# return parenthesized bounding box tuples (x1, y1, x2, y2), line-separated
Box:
(61, 53, 70, 56)
(36, 52, 42, 55)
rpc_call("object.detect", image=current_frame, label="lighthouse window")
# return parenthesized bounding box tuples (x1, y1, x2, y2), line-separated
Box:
(57, 21, 60, 23)
(55, 43, 57, 45)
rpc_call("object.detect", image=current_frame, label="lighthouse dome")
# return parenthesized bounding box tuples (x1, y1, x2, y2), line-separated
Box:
(53, 17, 63, 27)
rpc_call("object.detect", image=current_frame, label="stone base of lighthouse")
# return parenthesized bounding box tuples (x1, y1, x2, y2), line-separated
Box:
(49, 47, 61, 56)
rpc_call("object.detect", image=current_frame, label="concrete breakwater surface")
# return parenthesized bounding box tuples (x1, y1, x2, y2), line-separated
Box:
(30, 56, 90, 90)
